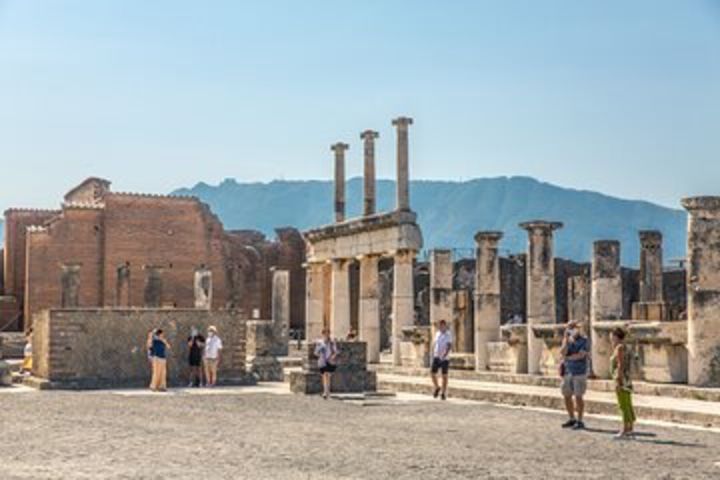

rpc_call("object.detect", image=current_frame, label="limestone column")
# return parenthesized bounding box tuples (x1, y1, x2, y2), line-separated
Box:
(590, 240, 623, 378)
(193, 267, 212, 310)
(331, 142, 349, 223)
(639, 230, 664, 303)
(429, 249, 453, 345)
(359, 254, 381, 363)
(271, 268, 290, 356)
(520, 221, 562, 375)
(360, 130, 379, 217)
(682, 197, 720, 387)
(330, 258, 351, 339)
(474, 231, 503, 371)
(392, 249, 415, 366)
(304, 262, 325, 341)
(391, 116, 413, 211)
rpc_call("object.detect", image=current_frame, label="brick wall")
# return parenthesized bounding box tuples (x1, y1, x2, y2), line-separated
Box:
(32, 309, 251, 388)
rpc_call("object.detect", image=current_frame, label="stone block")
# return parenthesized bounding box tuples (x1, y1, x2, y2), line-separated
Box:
(290, 340, 376, 394)
(0, 360, 11, 386)
(247, 355, 284, 382)
(632, 302, 668, 321)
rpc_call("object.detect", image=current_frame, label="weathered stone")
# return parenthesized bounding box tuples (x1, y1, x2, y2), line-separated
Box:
(330, 259, 351, 339)
(488, 324, 528, 373)
(331, 142, 349, 223)
(193, 267, 212, 310)
(60, 263, 81, 308)
(0, 360, 11, 386)
(360, 130, 379, 216)
(682, 196, 720, 387)
(391, 116, 413, 211)
(143, 265, 163, 308)
(590, 240, 623, 378)
(358, 255, 381, 362)
(474, 231, 503, 371)
(289, 341, 376, 394)
(305, 262, 326, 342)
(392, 250, 416, 366)
(400, 325, 431, 368)
(520, 221, 562, 375)
(429, 249, 453, 343)
(245, 319, 284, 381)
(271, 269, 290, 356)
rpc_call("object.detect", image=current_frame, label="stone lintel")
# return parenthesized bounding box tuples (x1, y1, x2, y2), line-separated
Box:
(519, 220, 563, 232)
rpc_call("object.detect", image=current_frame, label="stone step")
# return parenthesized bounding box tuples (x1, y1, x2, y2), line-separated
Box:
(278, 356, 303, 368)
(0, 332, 26, 359)
(371, 365, 720, 403)
(378, 373, 720, 429)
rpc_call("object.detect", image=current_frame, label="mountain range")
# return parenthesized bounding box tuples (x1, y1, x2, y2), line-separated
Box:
(171, 176, 688, 266)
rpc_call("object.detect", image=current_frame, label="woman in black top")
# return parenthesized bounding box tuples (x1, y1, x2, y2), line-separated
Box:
(187, 327, 205, 387)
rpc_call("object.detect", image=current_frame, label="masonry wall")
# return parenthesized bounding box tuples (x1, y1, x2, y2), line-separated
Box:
(32, 309, 250, 388)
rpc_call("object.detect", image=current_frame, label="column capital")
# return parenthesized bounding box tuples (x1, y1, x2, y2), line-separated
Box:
(519, 220, 563, 232)
(682, 196, 720, 216)
(360, 129, 379, 141)
(331, 142, 350, 153)
(474, 231, 503, 245)
(391, 116, 413, 129)
(639, 230, 662, 247)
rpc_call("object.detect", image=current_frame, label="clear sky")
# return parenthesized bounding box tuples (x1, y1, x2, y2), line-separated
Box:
(1, 0, 719, 211)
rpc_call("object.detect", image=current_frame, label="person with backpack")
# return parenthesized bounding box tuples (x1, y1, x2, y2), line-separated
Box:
(610, 327, 636, 439)
(314, 328, 337, 400)
(559, 320, 589, 430)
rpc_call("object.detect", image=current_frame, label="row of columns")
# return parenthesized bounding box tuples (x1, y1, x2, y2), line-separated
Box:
(332, 117, 413, 222)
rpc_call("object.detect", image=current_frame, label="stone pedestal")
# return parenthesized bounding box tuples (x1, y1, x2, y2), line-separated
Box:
(532, 324, 567, 377)
(682, 196, 720, 387)
(392, 250, 415, 366)
(487, 325, 528, 373)
(520, 221, 562, 375)
(429, 249, 453, 343)
(330, 259, 351, 339)
(289, 341, 377, 394)
(305, 262, 325, 342)
(590, 240, 623, 378)
(359, 255, 381, 363)
(0, 360, 11, 386)
(271, 269, 290, 356)
(245, 320, 283, 381)
(474, 231, 503, 371)
(400, 326, 431, 368)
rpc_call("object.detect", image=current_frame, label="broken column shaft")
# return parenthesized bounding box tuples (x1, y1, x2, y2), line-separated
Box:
(360, 130, 379, 216)
(331, 142, 349, 223)
(391, 117, 413, 211)
(590, 240, 623, 378)
(474, 231, 503, 371)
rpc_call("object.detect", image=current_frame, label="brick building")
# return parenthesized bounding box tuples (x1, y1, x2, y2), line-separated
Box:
(1, 178, 306, 331)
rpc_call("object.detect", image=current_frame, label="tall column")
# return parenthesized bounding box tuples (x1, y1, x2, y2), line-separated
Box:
(392, 249, 415, 365)
(474, 231, 503, 371)
(331, 142, 349, 223)
(360, 130, 379, 216)
(359, 254, 381, 363)
(391, 116, 413, 211)
(305, 262, 325, 341)
(682, 197, 720, 387)
(271, 268, 290, 356)
(639, 230, 663, 303)
(330, 258, 351, 339)
(429, 249, 453, 344)
(520, 221, 562, 375)
(590, 240, 623, 378)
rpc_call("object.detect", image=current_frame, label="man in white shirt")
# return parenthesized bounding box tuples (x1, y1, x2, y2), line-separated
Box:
(430, 319, 452, 400)
(203, 325, 223, 387)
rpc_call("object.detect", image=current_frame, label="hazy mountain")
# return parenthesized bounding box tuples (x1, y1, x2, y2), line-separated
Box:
(173, 176, 687, 266)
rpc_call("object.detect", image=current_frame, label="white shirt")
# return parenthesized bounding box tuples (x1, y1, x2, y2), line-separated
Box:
(432, 330, 452, 360)
(314, 338, 337, 368)
(204, 335, 223, 359)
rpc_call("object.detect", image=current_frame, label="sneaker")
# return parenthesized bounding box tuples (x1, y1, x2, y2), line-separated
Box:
(433, 388, 441, 399)
(572, 421, 586, 430)
(561, 419, 577, 428)
(441, 392, 447, 401)
(613, 432, 630, 440)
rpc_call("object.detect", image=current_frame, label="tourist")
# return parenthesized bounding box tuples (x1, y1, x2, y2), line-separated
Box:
(187, 327, 205, 387)
(204, 325, 223, 387)
(149, 329, 171, 392)
(20, 328, 33, 374)
(314, 328, 337, 399)
(560, 320, 589, 430)
(610, 327, 636, 439)
(430, 319, 452, 400)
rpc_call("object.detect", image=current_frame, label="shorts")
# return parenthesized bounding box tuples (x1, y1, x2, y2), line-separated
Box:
(319, 364, 337, 374)
(189, 355, 202, 367)
(431, 357, 449, 375)
(205, 358, 218, 374)
(561, 374, 587, 397)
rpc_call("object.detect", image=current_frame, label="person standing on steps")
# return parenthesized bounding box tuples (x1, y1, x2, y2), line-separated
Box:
(430, 319, 452, 400)
(314, 328, 337, 400)
(560, 320, 589, 430)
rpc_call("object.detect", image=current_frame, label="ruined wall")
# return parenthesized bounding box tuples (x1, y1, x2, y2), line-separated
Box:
(621, 268, 640, 319)
(555, 259, 590, 324)
(500, 255, 526, 324)
(32, 309, 250, 388)
(663, 269, 687, 320)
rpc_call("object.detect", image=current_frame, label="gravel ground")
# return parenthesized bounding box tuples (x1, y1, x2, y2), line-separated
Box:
(0, 386, 718, 479)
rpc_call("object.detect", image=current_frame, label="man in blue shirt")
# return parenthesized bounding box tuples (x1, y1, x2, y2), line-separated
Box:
(560, 321, 589, 430)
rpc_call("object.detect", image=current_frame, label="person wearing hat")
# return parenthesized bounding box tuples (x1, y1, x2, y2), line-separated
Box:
(203, 325, 223, 387)
(560, 320, 589, 429)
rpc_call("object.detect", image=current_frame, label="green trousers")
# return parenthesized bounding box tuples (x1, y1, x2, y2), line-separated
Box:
(616, 389, 636, 424)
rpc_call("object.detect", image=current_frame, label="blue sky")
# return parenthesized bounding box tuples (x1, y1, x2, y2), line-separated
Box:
(1, 0, 719, 211)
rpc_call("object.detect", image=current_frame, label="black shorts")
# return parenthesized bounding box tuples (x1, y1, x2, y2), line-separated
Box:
(189, 356, 202, 367)
(431, 358, 449, 375)
(319, 364, 337, 374)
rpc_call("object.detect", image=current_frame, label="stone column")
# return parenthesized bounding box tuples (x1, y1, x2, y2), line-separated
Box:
(429, 249, 453, 344)
(682, 196, 720, 387)
(474, 231, 503, 371)
(360, 130, 379, 217)
(358, 254, 381, 363)
(331, 142, 349, 223)
(392, 249, 415, 366)
(590, 240, 623, 378)
(330, 258, 351, 340)
(520, 221, 562, 375)
(304, 262, 325, 341)
(639, 230, 663, 303)
(391, 116, 413, 211)
(271, 268, 290, 356)
(193, 267, 212, 310)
